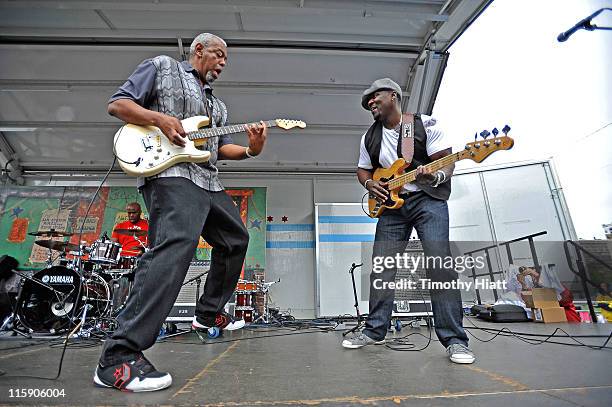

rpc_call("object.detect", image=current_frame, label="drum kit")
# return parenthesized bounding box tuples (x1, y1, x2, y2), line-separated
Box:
(234, 278, 280, 324)
(2, 229, 145, 336)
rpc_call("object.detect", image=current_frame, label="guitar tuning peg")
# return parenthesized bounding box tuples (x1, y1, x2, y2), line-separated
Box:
(474, 132, 478, 141)
(480, 130, 490, 139)
(492, 128, 499, 136)
(502, 124, 511, 134)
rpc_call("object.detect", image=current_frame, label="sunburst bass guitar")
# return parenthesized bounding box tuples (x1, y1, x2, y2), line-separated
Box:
(113, 115, 306, 177)
(368, 126, 514, 218)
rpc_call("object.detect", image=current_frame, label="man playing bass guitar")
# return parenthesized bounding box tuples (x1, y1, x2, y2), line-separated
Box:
(343, 78, 475, 365)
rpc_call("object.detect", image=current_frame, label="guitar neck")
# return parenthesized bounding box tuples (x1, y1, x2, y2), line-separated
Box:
(187, 120, 277, 141)
(388, 152, 463, 190)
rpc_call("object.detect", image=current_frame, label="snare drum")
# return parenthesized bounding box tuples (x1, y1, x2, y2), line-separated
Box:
(104, 256, 138, 276)
(89, 239, 121, 264)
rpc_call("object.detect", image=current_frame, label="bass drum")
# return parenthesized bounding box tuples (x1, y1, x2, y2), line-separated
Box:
(17, 266, 110, 333)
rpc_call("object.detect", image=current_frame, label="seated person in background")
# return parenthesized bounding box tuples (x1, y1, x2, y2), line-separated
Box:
(111, 202, 148, 257)
(517, 266, 542, 291)
(516, 266, 542, 304)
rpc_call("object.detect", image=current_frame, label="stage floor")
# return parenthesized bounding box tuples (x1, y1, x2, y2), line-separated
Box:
(0, 319, 611, 406)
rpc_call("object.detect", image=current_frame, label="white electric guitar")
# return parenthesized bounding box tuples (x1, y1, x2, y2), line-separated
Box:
(113, 115, 306, 177)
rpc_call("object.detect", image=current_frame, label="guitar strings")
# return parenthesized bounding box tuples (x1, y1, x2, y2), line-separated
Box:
(187, 120, 277, 140)
(388, 152, 460, 189)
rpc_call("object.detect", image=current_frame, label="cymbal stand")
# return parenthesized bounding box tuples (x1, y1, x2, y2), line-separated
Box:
(253, 279, 281, 324)
(44, 247, 55, 267)
(72, 303, 93, 339)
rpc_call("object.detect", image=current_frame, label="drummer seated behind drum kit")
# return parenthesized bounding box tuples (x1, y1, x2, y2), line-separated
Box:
(7, 228, 146, 335)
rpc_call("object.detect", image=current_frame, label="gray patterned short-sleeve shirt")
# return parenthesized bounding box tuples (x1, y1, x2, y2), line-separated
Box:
(110, 57, 232, 191)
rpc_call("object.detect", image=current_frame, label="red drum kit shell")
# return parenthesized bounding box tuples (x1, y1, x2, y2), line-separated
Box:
(6, 230, 146, 334)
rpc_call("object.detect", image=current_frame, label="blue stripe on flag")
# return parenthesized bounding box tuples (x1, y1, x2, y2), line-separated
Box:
(266, 224, 314, 231)
(266, 241, 315, 249)
(319, 234, 375, 242)
(318, 216, 377, 224)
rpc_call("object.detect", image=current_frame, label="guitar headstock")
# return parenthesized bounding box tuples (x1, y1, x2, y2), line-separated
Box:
(275, 119, 307, 130)
(460, 125, 514, 163)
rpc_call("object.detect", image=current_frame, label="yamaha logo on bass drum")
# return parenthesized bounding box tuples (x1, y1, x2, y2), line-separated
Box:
(41, 274, 74, 284)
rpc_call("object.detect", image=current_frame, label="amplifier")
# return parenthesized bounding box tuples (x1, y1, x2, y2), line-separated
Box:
(393, 240, 432, 317)
(166, 261, 209, 322)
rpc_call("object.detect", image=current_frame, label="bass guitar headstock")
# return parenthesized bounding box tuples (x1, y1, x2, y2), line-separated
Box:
(459, 125, 514, 163)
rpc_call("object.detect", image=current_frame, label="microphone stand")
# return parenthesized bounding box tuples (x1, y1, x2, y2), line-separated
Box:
(343, 263, 364, 337)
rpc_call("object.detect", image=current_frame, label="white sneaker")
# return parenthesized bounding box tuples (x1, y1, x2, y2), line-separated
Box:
(446, 343, 475, 364)
(93, 356, 172, 392)
(191, 312, 245, 331)
(342, 332, 386, 349)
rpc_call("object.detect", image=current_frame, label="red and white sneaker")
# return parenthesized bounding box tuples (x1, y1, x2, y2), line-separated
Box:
(192, 311, 245, 331)
(93, 355, 172, 392)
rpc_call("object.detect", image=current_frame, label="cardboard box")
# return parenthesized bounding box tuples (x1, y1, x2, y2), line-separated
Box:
(532, 307, 567, 323)
(523, 288, 559, 309)
(522, 291, 534, 308)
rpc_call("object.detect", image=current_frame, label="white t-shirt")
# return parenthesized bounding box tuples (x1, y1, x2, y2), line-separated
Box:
(358, 114, 449, 192)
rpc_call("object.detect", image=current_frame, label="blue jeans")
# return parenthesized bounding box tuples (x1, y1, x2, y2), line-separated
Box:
(363, 191, 468, 348)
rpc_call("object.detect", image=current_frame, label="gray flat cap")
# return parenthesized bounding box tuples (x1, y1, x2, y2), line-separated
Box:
(361, 78, 402, 110)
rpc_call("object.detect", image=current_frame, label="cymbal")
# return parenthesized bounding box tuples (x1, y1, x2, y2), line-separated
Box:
(35, 239, 80, 252)
(113, 228, 148, 237)
(28, 230, 73, 237)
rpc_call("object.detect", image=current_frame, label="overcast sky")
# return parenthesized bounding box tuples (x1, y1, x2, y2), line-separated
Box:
(433, 0, 612, 239)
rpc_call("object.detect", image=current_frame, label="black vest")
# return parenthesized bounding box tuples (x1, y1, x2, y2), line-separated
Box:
(363, 114, 451, 201)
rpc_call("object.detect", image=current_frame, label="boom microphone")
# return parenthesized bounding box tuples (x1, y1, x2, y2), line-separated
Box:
(557, 8, 609, 42)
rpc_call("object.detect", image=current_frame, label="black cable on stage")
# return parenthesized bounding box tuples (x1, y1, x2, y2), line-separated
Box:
(0, 157, 116, 381)
(462, 316, 612, 350)
(467, 327, 612, 350)
(159, 326, 339, 346)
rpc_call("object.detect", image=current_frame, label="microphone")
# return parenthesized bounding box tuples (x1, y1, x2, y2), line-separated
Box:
(557, 8, 607, 42)
(557, 17, 592, 42)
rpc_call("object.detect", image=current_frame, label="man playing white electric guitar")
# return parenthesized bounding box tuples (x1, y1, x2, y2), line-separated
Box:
(95, 32, 266, 392)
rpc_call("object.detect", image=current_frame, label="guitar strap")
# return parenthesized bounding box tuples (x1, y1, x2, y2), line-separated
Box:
(398, 112, 415, 165)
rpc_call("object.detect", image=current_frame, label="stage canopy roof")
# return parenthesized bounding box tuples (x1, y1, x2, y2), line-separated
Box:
(0, 0, 491, 182)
